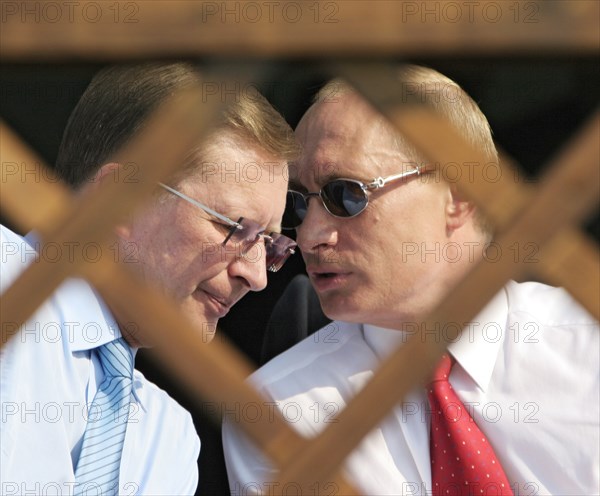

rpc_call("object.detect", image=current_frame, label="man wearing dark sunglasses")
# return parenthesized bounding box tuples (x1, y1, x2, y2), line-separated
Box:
(1, 63, 297, 494)
(223, 66, 599, 495)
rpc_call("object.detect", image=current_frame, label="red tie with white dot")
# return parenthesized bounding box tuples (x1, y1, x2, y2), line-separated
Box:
(427, 354, 513, 496)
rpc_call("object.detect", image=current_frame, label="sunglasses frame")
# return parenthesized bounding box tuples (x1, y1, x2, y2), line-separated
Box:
(158, 183, 296, 272)
(285, 165, 425, 227)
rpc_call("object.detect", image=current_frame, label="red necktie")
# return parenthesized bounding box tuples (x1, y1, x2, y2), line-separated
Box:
(427, 354, 513, 496)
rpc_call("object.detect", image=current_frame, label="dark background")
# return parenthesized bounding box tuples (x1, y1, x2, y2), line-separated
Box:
(1, 57, 598, 494)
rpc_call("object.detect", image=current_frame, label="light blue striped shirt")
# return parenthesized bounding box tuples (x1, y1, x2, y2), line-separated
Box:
(1, 225, 199, 495)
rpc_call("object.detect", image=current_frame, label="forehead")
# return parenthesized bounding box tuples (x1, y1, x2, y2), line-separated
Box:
(178, 132, 288, 224)
(182, 131, 285, 186)
(294, 94, 405, 185)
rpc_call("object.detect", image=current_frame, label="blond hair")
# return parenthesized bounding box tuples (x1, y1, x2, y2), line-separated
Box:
(315, 66, 497, 163)
(57, 62, 298, 188)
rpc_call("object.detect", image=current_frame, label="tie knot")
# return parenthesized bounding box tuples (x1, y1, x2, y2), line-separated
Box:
(430, 353, 452, 383)
(96, 337, 134, 379)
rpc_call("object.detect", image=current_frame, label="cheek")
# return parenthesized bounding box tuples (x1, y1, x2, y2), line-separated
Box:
(193, 242, 228, 270)
(386, 189, 447, 240)
(176, 225, 228, 272)
(131, 219, 217, 277)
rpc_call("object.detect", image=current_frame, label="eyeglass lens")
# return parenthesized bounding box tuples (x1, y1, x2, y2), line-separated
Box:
(226, 218, 296, 272)
(267, 233, 297, 272)
(322, 180, 366, 217)
(284, 179, 369, 228)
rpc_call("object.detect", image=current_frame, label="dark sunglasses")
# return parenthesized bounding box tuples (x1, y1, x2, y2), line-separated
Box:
(159, 183, 296, 272)
(283, 166, 425, 229)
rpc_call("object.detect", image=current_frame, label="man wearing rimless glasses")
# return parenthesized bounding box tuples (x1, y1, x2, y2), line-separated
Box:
(1, 63, 298, 494)
(158, 182, 296, 275)
(223, 66, 599, 495)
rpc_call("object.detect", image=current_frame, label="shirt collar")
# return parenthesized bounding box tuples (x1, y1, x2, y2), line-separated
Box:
(25, 230, 127, 353)
(55, 277, 125, 352)
(447, 287, 508, 391)
(363, 323, 409, 360)
(362, 287, 508, 392)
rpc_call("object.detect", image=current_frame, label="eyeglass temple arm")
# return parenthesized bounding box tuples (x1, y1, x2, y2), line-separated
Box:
(158, 182, 242, 229)
(365, 164, 426, 190)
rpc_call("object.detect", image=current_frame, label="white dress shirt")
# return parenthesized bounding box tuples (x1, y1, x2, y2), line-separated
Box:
(1, 225, 200, 495)
(222, 280, 599, 495)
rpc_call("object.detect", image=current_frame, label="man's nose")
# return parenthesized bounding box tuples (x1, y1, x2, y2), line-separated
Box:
(229, 243, 268, 291)
(296, 196, 338, 253)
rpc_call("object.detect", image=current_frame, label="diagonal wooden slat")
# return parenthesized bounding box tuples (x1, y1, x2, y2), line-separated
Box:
(272, 98, 599, 488)
(0, 122, 71, 232)
(536, 228, 600, 304)
(493, 152, 599, 315)
(1, 1, 598, 60)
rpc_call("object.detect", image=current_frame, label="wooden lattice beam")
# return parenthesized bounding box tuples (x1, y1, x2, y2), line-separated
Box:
(1, 3, 598, 484)
(1, 1, 598, 60)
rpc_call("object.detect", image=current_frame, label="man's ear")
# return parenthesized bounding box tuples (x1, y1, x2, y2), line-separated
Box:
(445, 185, 476, 234)
(79, 162, 121, 195)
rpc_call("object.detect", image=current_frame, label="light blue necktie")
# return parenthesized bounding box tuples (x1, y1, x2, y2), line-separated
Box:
(74, 337, 134, 495)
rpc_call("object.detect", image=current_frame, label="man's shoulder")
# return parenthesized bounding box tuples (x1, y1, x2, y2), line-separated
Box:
(505, 280, 597, 326)
(502, 280, 598, 372)
(133, 368, 197, 428)
(1, 225, 34, 291)
(249, 320, 376, 396)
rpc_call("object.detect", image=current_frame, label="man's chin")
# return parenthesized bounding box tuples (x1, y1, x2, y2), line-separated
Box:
(319, 297, 363, 324)
(185, 315, 218, 344)
(319, 291, 387, 326)
(200, 320, 218, 343)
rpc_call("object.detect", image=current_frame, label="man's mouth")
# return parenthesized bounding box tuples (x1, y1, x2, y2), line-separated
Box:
(307, 267, 352, 291)
(313, 272, 338, 279)
(194, 287, 234, 317)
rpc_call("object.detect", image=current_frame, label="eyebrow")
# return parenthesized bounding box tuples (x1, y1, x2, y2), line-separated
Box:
(290, 171, 367, 193)
(289, 167, 343, 189)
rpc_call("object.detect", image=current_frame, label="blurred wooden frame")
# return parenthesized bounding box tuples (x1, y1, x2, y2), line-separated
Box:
(1, 1, 599, 494)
